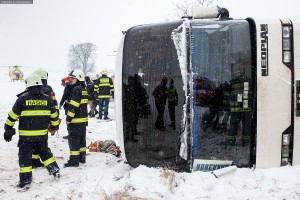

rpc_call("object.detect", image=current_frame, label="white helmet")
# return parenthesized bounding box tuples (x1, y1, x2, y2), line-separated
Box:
(69, 69, 84, 81)
(34, 68, 48, 80)
(25, 73, 42, 88)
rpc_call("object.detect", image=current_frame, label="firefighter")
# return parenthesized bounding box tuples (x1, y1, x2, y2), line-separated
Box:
(33, 68, 60, 167)
(34, 68, 59, 114)
(4, 73, 60, 190)
(153, 77, 168, 131)
(226, 66, 252, 146)
(94, 69, 114, 120)
(167, 79, 178, 130)
(59, 76, 74, 114)
(91, 75, 99, 115)
(65, 69, 88, 167)
(59, 76, 74, 140)
(85, 76, 97, 118)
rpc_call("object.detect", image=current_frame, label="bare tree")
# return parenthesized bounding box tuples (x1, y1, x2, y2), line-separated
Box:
(68, 42, 97, 76)
(171, 0, 218, 19)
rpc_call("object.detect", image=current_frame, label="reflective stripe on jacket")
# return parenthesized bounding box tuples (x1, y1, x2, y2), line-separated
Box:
(5, 90, 59, 142)
(66, 83, 88, 126)
(95, 75, 114, 99)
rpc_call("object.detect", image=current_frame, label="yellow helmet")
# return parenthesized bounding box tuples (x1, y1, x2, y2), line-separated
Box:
(91, 75, 98, 81)
(101, 69, 108, 75)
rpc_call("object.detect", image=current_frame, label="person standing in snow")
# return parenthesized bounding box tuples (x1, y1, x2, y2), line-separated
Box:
(4, 73, 61, 190)
(153, 77, 168, 131)
(94, 69, 114, 120)
(65, 69, 88, 167)
(85, 76, 97, 118)
(167, 79, 178, 130)
(59, 76, 73, 114)
(59, 76, 74, 140)
(32, 68, 61, 167)
(34, 68, 60, 115)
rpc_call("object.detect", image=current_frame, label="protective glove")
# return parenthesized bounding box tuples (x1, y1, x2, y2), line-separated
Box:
(111, 92, 114, 99)
(59, 105, 62, 110)
(48, 124, 59, 136)
(4, 128, 16, 142)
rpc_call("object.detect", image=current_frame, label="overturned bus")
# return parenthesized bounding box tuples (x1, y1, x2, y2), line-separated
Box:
(114, 6, 300, 171)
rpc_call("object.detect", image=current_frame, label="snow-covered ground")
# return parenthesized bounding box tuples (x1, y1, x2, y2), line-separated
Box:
(0, 68, 300, 200)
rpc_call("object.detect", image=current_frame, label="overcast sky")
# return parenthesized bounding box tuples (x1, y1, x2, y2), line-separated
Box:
(0, 0, 299, 74)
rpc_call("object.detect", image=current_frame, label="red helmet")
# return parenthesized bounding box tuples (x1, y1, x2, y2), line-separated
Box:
(61, 76, 71, 86)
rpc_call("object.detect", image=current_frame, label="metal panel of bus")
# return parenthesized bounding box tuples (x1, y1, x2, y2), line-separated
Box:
(255, 19, 292, 168)
(293, 19, 300, 165)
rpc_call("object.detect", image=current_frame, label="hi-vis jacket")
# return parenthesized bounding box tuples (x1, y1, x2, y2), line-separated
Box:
(94, 75, 114, 99)
(229, 76, 252, 113)
(4, 90, 59, 142)
(66, 83, 88, 126)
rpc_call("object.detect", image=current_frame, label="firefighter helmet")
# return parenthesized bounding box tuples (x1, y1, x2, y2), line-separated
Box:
(91, 75, 98, 81)
(69, 69, 84, 81)
(25, 73, 42, 88)
(34, 68, 48, 80)
(101, 69, 108, 75)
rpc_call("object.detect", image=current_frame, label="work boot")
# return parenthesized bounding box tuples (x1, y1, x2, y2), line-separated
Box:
(97, 116, 102, 120)
(17, 177, 31, 191)
(63, 135, 68, 139)
(80, 154, 86, 164)
(64, 161, 79, 168)
(104, 116, 110, 120)
(17, 181, 31, 191)
(49, 167, 60, 179)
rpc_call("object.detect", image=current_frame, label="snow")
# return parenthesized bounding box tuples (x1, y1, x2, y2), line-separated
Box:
(172, 21, 190, 160)
(0, 68, 300, 199)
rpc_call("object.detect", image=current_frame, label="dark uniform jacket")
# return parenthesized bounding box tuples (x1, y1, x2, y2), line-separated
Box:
(66, 82, 88, 126)
(85, 77, 95, 101)
(46, 84, 59, 114)
(5, 86, 59, 142)
(94, 75, 114, 99)
(59, 82, 74, 110)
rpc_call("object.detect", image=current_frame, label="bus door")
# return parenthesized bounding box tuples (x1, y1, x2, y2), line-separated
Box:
(190, 20, 255, 170)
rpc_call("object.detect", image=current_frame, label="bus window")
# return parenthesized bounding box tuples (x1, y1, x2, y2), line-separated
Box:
(122, 21, 189, 170)
(191, 20, 254, 167)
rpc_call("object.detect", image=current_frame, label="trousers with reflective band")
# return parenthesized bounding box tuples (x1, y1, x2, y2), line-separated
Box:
(67, 126, 86, 165)
(18, 140, 59, 184)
